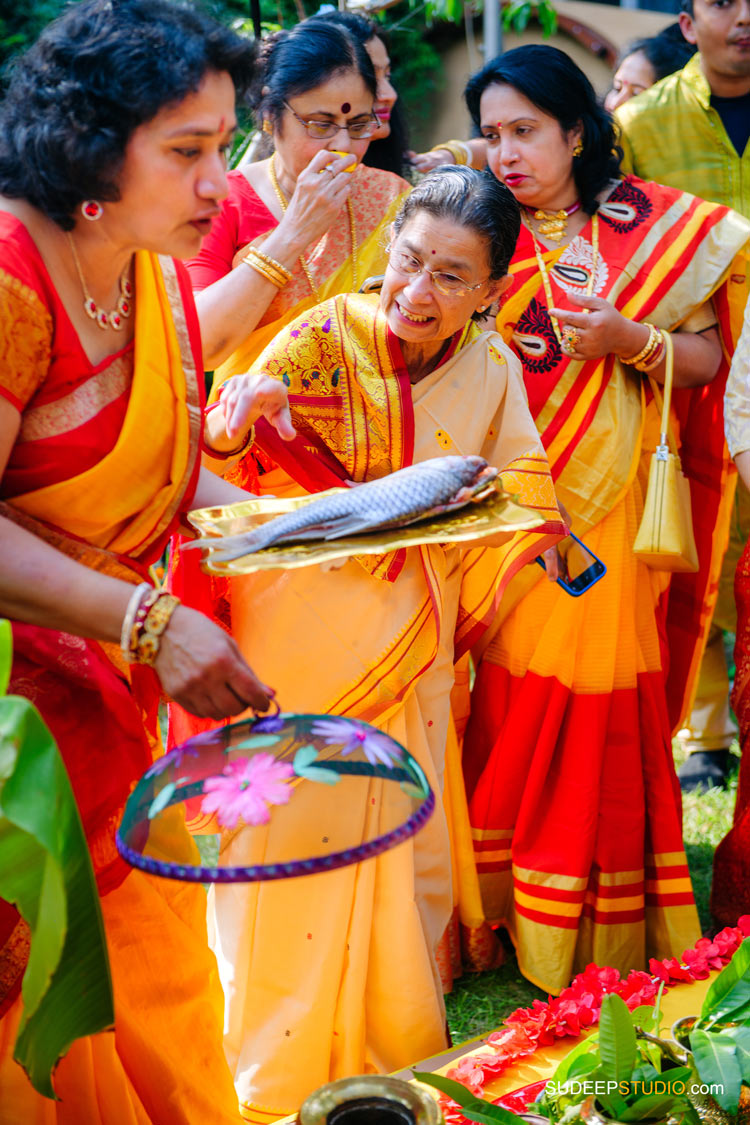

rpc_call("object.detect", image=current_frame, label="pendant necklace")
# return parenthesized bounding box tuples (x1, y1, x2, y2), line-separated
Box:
(67, 233, 133, 331)
(523, 200, 581, 243)
(269, 154, 358, 300)
(527, 212, 599, 348)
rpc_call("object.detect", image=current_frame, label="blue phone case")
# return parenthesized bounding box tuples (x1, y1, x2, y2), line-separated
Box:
(535, 532, 606, 597)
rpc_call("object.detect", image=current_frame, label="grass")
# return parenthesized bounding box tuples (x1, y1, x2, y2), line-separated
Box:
(443, 744, 740, 1045)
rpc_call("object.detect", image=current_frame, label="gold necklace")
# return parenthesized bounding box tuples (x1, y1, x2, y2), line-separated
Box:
(527, 213, 599, 347)
(67, 233, 133, 331)
(269, 154, 358, 300)
(523, 200, 582, 243)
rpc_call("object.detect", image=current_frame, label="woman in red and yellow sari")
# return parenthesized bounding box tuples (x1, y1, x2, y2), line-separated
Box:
(0, 4, 295, 1121)
(180, 168, 565, 1122)
(461, 45, 750, 995)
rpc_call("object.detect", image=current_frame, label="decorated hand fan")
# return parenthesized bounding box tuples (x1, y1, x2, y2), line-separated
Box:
(117, 710, 434, 883)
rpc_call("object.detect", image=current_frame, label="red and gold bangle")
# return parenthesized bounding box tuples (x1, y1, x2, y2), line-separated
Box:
(133, 593, 181, 666)
(620, 323, 660, 368)
(121, 588, 181, 667)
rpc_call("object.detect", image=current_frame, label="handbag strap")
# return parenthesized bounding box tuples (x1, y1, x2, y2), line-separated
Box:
(646, 330, 677, 459)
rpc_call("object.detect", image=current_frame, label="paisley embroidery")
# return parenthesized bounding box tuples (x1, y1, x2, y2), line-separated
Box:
(551, 235, 609, 297)
(598, 180, 653, 234)
(513, 297, 562, 374)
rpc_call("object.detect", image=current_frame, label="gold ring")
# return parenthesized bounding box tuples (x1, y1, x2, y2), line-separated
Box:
(562, 325, 581, 351)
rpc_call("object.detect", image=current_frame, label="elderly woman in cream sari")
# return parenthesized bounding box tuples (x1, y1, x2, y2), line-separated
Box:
(178, 168, 565, 1123)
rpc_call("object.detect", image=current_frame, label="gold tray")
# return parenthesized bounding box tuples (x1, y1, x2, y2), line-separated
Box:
(188, 479, 544, 576)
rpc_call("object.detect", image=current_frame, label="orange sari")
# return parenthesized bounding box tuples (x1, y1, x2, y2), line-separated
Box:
(0, 215, 241, 1124)
(463, 178, 750, 994)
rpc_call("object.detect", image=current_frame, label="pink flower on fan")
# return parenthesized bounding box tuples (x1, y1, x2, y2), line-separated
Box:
(201, 754, 294, 829)
(311, 717, 404, 768)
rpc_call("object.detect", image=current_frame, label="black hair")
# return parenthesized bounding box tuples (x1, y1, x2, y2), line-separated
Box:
(0, 0, 256, 230)
(679, 0, 693, 16)
(308, 10, 411, 178)
(464, 45, 622, 216)
(252, 20, 376, 131)
(616, 29, 696, 82)
(392, 166, 520, 287)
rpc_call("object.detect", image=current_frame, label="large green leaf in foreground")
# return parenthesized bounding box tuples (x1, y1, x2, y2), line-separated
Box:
(0, 693, 113, 1097)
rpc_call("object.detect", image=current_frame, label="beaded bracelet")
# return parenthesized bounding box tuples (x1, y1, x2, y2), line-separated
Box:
(430, 139, 471, 166)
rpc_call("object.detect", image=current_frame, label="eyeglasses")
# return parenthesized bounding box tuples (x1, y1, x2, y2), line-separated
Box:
(283, 101, 379, 140)
(385, 245, 488, 298)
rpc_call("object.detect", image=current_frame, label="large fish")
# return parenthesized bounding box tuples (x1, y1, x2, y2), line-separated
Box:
(190, 455, 498, 562)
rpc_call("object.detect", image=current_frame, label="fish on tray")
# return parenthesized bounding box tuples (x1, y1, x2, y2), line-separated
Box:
(188, 455, 499, 562)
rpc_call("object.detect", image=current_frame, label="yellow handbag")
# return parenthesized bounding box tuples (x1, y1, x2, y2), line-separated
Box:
(632, 331, 699, 573)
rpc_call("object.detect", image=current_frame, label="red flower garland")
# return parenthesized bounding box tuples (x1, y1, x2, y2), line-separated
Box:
(438, 917, 750, 1122)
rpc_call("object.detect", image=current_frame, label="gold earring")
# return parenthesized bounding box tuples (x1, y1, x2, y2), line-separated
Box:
(573, 139, 583, 157)
(262, 120, 273, 135)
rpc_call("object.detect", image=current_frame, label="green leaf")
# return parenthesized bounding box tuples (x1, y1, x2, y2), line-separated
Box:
(551, 1030, 600, 1085)
(0, 695, 113, 1097)
(148, 781, 176, 819)
(412, 1071, 521, 1124)
(0, 619, 11, 697)
(689, 1028, 743, 1114)
(619, 1093, 688, 1121)
(701, 937, 750, 1023)
(722, 1025, 750, 1082)
(630, 1005, 657, 1032)
(599, 993, 638, 1082)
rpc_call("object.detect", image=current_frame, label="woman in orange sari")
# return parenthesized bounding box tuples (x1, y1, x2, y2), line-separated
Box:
(461, 46, 750, 994)
(184, 168, 565, 1122)
(0, 3, 294, 1120)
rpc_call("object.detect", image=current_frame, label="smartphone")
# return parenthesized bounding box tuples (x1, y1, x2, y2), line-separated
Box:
(535, 532, 606, 597)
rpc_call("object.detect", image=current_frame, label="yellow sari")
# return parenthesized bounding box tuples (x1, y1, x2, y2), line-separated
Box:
(186, 293, 563, 1122)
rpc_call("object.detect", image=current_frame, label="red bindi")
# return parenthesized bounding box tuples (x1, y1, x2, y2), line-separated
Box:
(219, 116, 226, 132)
(431, 250, 436, 254)
(341, 102, 351, 113)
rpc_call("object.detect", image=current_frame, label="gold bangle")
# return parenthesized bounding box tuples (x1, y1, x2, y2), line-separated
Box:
(430, 139, 471, 166)
(620, 323, 658, 367)
(250, 247, 293, 282)
(242, 255, 287, 289)
(202, 424, 255, 461)
(637, 333, 666, 372)
(241, 247, 291, 288)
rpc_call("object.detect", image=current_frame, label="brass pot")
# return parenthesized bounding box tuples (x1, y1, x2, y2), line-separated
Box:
(297, 1075, 443, 1125)
(670, 1016, 750, 1125)
(580, 1095, 678, 1125)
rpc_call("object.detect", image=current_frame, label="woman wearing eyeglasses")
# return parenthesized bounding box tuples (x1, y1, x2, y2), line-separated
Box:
(188, 168, 564, 1123)
(187, 20, 409, 386)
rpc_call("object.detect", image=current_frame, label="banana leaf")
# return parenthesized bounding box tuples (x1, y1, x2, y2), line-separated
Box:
(689, 1029, 743, 1114)
(0, 691, 113, 1098)
(701, 938, 750, 1026)
(413, 1070, 522, 1125)
(599, 993, 638, 1082)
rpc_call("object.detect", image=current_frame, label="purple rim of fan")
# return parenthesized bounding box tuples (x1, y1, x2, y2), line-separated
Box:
(115, 789, 435, 883)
